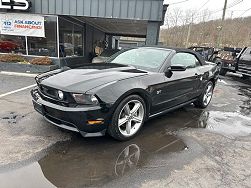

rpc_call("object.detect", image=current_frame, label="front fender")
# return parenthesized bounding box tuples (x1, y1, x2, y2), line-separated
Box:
(87, 78, 152, 117)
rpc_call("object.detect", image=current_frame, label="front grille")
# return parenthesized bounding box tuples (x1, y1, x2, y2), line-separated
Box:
(37, 84, 76, 107)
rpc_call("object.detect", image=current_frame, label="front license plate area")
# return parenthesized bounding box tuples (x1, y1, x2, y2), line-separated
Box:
(43, 107, 63, 120)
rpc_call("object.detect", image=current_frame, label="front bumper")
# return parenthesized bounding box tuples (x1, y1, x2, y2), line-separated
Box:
(221, 61, 236, 72)
(31, 87, 109, 137)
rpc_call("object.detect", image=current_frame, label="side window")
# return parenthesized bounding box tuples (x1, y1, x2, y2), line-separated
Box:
(244, 48, 251, 56)
(171, 53, 200, 68)
(241, 48, 251, 61)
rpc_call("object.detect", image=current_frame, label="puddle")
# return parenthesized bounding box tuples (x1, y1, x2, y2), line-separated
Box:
(198, 111, 251, 139)
(0, 123, 186, 188)
(0, 163, 56, 188)
(148, 103, 251, 139)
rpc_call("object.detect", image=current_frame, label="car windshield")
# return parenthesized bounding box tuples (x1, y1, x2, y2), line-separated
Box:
(106, 48, 171, 72)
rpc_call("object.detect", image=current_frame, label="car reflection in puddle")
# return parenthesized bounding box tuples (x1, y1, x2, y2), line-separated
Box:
(38, 126, 187, 187)
(198, 111, 251, 139)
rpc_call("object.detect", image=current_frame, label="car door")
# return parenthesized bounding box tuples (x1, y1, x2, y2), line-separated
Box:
(150, 52, 201, 114)
(238, 47, 251, 75)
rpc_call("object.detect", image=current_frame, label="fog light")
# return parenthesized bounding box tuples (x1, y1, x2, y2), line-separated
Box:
(58, 90, 64, 100)
(87, 120, 104, 125)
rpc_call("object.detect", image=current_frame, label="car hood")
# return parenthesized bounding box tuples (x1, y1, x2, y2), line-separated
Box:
(41, 64, 148, 93)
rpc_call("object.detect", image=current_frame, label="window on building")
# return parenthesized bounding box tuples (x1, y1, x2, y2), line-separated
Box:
(0, 35, 26, 54)
(27, 16, 58, 57)
(59, 17, 84, 57)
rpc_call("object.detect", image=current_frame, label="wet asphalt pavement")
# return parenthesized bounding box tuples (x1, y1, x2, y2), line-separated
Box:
(0, 72, 250, 188)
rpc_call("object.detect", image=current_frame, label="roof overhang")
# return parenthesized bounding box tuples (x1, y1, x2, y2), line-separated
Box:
(74, 17, 148, 37)
(27, 0, 164, 21)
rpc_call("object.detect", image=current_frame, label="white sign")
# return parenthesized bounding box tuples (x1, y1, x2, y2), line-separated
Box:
(0, 0, 31, 10)
(0, 13, 45, 37)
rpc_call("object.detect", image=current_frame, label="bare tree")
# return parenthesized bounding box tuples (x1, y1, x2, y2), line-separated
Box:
(168, 8, 183, 27)
(160, 12, 251, 48)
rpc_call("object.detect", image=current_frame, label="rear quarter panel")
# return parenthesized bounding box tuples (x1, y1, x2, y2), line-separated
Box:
(197, 63, 219, 90)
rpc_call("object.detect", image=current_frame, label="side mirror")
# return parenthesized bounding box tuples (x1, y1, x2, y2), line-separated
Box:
(168, 65, 187, 72)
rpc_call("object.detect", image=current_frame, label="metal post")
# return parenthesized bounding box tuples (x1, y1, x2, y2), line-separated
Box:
(115, 39, 119, 49)
(222, 0, 228, 22)
(185, 23, 191, 48)
(108, 35, 113, 49)
(217, 0, 228, 48)
(185, 15, 194, 48)
(25, 36, 28, 56)
(56, 16, 60, 58)
(72, 25, 75, 55)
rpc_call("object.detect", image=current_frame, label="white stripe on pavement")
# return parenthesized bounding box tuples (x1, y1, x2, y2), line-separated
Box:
(0, 84, 36, 99)
(0, 71, 37, 78)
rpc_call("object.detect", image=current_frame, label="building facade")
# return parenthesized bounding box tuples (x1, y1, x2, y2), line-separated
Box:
(0, 0, 166, 67)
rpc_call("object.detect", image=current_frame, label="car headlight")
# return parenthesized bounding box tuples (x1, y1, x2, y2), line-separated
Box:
(72, 93, 99, 105)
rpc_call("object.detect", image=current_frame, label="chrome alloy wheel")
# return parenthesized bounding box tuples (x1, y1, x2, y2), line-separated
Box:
(203, 83, 214, 106)
(118, 100, 145, 137)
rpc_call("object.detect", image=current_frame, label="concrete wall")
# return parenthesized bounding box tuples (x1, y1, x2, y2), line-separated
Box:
(146, 21, 161, 45)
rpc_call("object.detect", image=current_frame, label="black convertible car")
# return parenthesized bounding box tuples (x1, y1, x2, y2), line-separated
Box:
(31, 47, 219, 141)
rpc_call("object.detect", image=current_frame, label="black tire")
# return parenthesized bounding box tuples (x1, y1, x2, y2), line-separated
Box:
(220, 68, 228, 76)
(108, 95, 146, 141)
(194, 81, 214, 109)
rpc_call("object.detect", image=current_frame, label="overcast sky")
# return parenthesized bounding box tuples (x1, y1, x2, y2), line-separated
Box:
(164, 0, 251, 20)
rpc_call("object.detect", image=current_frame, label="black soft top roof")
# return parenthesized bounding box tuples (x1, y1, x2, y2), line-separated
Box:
(139, 46, 207, 65)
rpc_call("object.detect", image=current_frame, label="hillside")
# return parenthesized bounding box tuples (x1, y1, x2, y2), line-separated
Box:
(160, 16, 251, 48)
